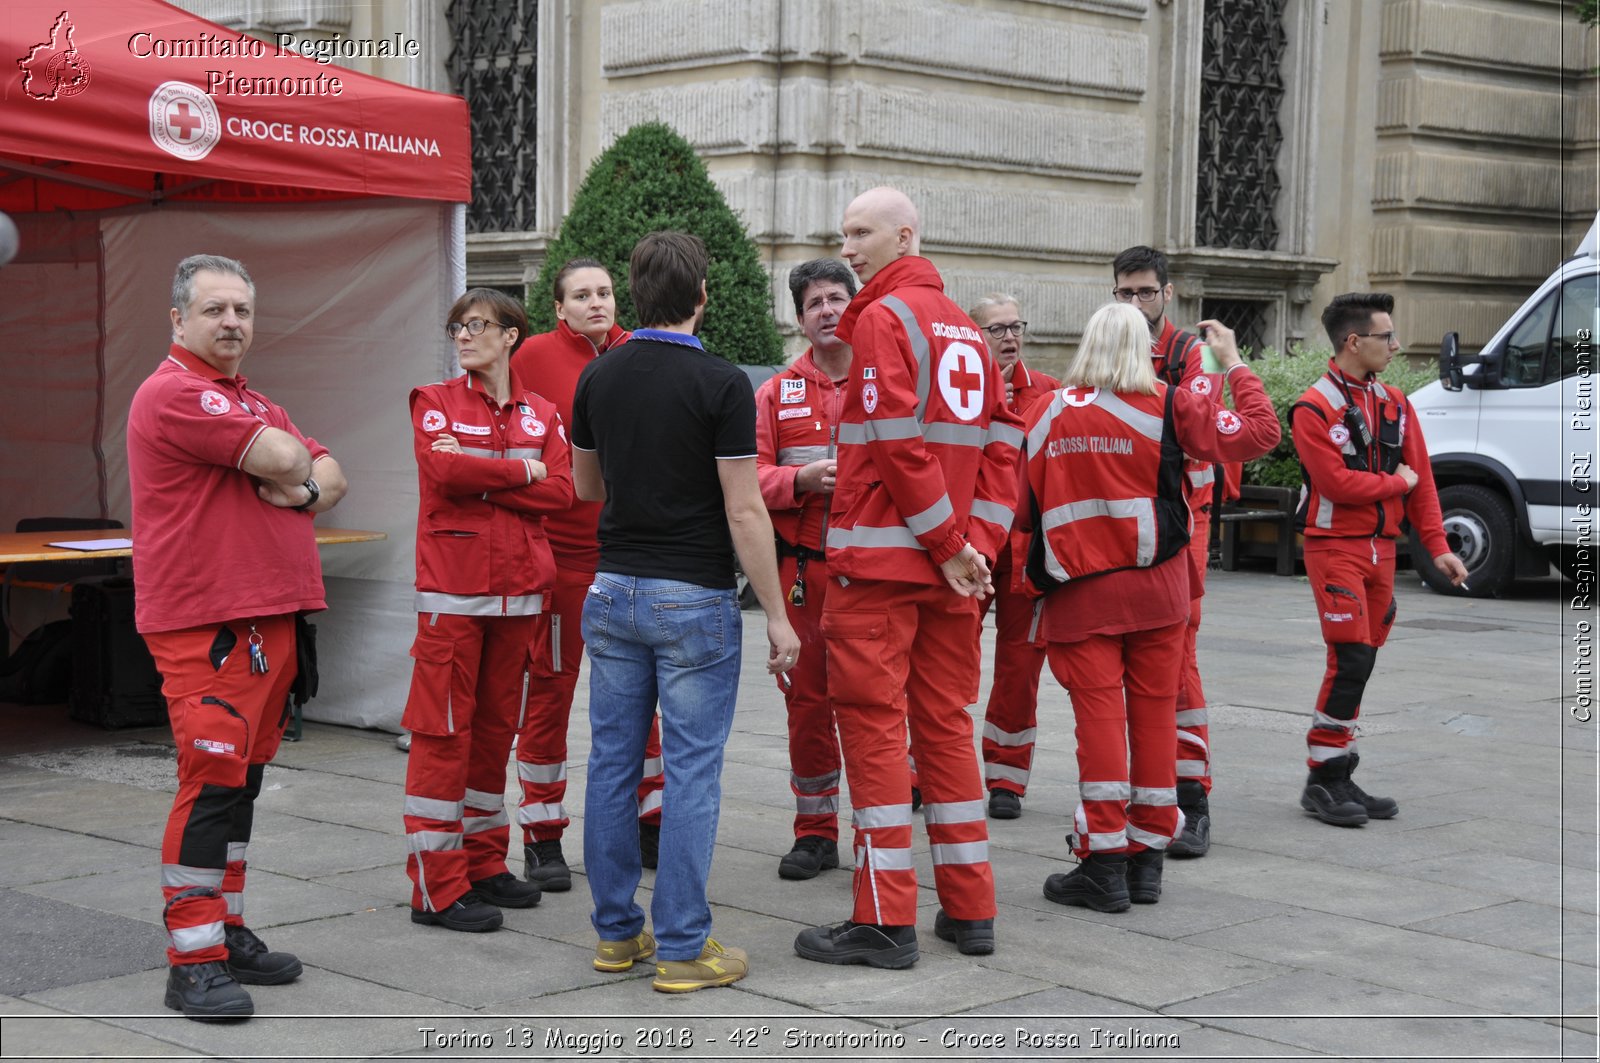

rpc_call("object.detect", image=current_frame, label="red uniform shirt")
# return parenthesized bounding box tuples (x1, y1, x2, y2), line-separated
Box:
(508, 321, 628, 571)
(409, 375, 573, 610)
(128, 345, 329, 633)
(1151, 318, 1227, 507)
(827, 256, 1024, 584)
(755, 350, 848, 552)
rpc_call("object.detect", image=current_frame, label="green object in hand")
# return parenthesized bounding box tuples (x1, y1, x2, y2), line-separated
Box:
(1200, 343, 1222, 374)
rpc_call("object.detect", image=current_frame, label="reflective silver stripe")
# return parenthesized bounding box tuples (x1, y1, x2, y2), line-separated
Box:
(970, 498, 1014, 532)
(226, 842, 247, 864)
(931, 840, 990, 865)
(1024, 391, 1068, 456)
(1083, 830, 1127, 851)
(1041, 497, 1156, 566)
(778, 445, 830, 466)
(161, 865, 225, 889)
(413, 591, 545, 616)
(224, 892, 243, 917)
(1126, 824, 1174, 849)
(1312, 377, 1347, 410)
(1094, 390, 1164, 442)
(641, 756, 664, 778)
(1080, 780, 1132, 802)
(1131, 786, 1178, 807)
(1175, 708, 1209, 728)
(1306, 745, 1348, 763)
(639, 790, 663, 815)
(1188, 466, 1216, 488)
(517, 669, 529, 730)
(827, 524, 923, 552)
(791, 769, 840, 793)
(982, 722, 1037, 747)
(517, 761, 566, 784)
(923, 422, 987, 448)
(905, 495, 954, 536)
(551, 614, 562, 673)
(985, 764, 1030, 786)
(517, 802, 564, 824)
(1179, 733, 1209, 756)
(404, 795, 464, 822)
(1316, 494, 1334, 529)
(463, 810, 509, 834)
(796, 794, 838, 815)
(879, 295, 932, 421)
(463, 788, 503, 811)
(170, 921, 225, 954)
(922, 799, 985, 825)
(854, 803, 914, 830)
(461, 446, 500, 458)
(406, 830, 463, 853)
(865, 417, 926, 443)
(506, 447, 542, 460)
(1176, 759, 1209, 776)
(985, 420, 1025, 450)
(855, 843, 914, 872)
(1313, 710, 1355, 731)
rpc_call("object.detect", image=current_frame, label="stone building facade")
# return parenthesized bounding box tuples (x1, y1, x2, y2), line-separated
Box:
(181, 0, 1596, 368)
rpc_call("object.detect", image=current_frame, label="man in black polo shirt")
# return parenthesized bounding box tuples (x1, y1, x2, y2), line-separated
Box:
(570, 230, 800, 993)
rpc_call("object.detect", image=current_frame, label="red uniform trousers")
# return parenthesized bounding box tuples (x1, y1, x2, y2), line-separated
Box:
(977, 549, 1048, 797)
(1046, 620, 1186, 858)
(824, 578, 994, 926)
(1177, 516, 1213, 792)
(514, 568, 664, 842)
(403, 611, 537, 912)
(146, 614, 298, 967)
(1303, 541, 1397, 769)
(776, 553, 842, 841)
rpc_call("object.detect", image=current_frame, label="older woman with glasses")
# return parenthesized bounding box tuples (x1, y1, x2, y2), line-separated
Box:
(400, 288, 573, 933)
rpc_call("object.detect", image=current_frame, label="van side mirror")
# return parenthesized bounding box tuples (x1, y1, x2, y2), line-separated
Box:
(1438, 332, 1463, 391)
(1473, 345, 1503, 389)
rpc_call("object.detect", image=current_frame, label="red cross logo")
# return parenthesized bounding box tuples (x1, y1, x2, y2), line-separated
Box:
(199, 390, 230, 416)
(1061, 385, 1099, 407)
(947, 350, 982, 408)
(167, 101, 202, 141)
(936, 341, 986, 421)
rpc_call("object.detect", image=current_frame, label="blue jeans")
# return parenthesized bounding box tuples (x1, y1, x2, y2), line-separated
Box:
(582, 573, 741, 961)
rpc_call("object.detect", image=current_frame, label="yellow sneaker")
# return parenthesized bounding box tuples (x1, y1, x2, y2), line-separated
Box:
(651, 938, 748, 993)
(593, 930, 655, 972)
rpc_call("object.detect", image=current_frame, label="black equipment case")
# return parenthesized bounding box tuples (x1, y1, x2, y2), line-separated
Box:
(68, 576, 168, 728)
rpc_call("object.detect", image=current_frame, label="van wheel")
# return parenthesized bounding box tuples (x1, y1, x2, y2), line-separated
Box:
(1416, 484, 1513, 598)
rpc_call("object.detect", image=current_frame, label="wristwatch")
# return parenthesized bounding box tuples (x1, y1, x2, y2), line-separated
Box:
(292, 476, 321, 512)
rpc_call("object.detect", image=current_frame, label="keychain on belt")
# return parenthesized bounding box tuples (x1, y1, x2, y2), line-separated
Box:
(788, 555, 809, 607)
(248, 623, 270, 675)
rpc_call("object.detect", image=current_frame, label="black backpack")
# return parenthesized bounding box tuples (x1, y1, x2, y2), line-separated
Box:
(0, 620, 75, 705)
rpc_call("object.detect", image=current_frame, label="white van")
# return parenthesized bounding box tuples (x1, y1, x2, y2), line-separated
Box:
(1409, 215, 1598, 597)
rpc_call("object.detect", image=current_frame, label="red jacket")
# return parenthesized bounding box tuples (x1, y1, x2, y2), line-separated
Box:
(1002, 360, 1060, 579)
(1151, 318, 1231, 506)
(1023, 369, 1279, 592)
(508, 321, 629, 571)
(826, 256, 1024, 584)
(756, 349, 848, 552)
(1292, 361, 1449, 557)
(409, 375, 573, 613)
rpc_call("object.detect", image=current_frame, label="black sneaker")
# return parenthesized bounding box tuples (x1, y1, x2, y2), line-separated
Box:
(933, 909, 995, 955)
(1127, 849, 1164, 905)
(910, 786, 922, 813)
(471, 871, 541, 908)
(223, 924, 302, 986)
(794, 921, 918, 968)
(524, 839, 573, 892)
(411, 891, 504, 932)
(987, 788, 1022, 820)
(778, 836, 840, 880)
(1043, 853, 1131, 913)
(639, 821, 660, 870)
(1300, 775, 1368, 827)
(164, 961, 254, 1021)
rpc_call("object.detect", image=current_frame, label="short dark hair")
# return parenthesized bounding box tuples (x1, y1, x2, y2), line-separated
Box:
(1320, 291, 1395, 350)
(553, 258, 610, 302)
(630, 231, 707, 327)
(1112, 245, 1170, 287)
(788, 258, 856, 317)
(448, 286, 530, 354)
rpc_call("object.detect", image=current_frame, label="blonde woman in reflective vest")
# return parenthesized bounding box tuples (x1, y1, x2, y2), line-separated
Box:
(1023, 302, 1278, 912)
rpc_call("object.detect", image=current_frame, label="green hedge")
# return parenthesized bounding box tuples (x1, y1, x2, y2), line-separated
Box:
(1244, 348, 1438, 487)
(528, 123, 783, 365)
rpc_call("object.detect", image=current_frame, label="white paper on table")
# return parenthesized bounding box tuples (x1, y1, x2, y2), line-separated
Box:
(46, 538, 134, 551)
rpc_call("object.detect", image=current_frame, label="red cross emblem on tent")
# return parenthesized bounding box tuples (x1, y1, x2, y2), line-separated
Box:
(166, 101, 203, 141)
(1061, 385, 1099, 407)
(199, 390, 231, 416)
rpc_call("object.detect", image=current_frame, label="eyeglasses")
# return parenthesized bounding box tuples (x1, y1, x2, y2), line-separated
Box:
(1354, 331, 1400, 346)
(1112, 287, 1163, 303)
(984, 321, 1027, 338)
(445, 318, 511, 339)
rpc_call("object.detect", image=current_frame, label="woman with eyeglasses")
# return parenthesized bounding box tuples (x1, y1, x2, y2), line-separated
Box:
(507, 260, 667, 898)
(1021, 302, 1277, 913)
(400, 288, 573, 933)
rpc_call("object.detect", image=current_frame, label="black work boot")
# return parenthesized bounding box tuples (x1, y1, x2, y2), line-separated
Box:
(1345, 753, 1399, 819)
(793, 920, 918, 968)
(1043, 852, 1131, 913)
(1167, 780, 1211, 858)
(223, 924, 302, 985)
(933, 908, 995, 955)
(411, 891, 504, 932)
(639, 820, 660, 870)
(471, 871, 542, 908)
(524, 838, 573, 892)
(164, 961, 254, 1021)
(1127, 848, 1164, 904)
(987, 788, 1022, 820)
(1300, 758, 1368, 827)
(778, 836, 840, 880)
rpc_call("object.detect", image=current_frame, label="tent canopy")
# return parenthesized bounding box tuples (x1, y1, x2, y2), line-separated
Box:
(1, 0, 469, 210)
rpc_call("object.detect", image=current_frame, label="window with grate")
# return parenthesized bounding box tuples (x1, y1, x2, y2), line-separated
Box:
(1201, 298, 1271, 356)
(1195, 0, 1286, 251)
(447, 0, 536, 234)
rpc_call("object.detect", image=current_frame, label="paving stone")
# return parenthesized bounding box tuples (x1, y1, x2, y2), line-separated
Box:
(1385, 851, 1578, 913)
(0, 888, 165, 995)
(0, 820, 155, 890)
(1405, 900, 1597, 965)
